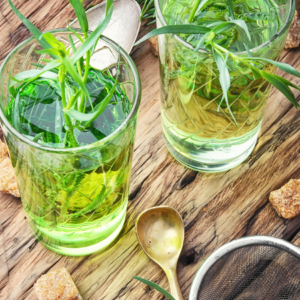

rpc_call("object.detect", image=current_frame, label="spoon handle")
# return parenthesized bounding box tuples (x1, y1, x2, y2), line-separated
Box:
(165, 267, 184, 300)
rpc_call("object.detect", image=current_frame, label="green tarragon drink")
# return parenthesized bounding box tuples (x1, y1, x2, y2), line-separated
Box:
(0, 0, 141, 256)
(152, 0, 296, 172)
(5, 66, 135, 255)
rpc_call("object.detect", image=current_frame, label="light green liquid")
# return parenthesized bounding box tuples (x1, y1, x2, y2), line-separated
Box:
(7, 68, 135, 255)
(159, 0, 285, 172)
(20, 145, 133, 255)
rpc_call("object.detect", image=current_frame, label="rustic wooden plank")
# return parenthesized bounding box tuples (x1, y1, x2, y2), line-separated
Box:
(0, 218, 9, 291)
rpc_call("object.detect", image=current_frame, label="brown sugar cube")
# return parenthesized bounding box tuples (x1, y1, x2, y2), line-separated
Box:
(0, 157, 20, 198)
(0, 140, 20, 198)
(269, 179, 300, 219)
(0, 139, 8, 161)
(148, 36, 158, 56)
(285, 11, 300, 49)
(34, 268, 83, 300)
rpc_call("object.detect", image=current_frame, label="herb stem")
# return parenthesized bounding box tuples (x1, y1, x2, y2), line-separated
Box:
(188, 0, 202, 23)
(83, 50, 91, 85)
(59, 65, 78, 147)
(78, 32, 92, 113)
(211, 42, 241, 61)
(211, 42, 231, 55)
(212, 42, 254, 68)
(83, 32, 91, 84)
(33, 132, 44, 143)
(77, 61, 83, 79)
(60, 66, 67, 108)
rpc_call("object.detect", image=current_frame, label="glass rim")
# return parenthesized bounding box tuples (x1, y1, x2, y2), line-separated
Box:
(155, 0, 295, 54)
(0, 28, 141, 154)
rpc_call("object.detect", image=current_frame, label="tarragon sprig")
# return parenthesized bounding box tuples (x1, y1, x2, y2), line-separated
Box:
(135, 0, 300, 124)
(137, 0, 156, 25)
(139, 0, 155, 21)
(7, 0, 118, 148)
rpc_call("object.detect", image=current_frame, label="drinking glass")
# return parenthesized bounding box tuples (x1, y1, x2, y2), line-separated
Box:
(156, 0, 295, 172)
(0, 30, 141, 256)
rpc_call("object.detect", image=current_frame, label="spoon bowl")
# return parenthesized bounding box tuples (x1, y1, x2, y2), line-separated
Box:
(136, 206, 185, 300)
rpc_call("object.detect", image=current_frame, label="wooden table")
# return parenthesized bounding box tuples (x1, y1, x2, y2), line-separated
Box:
(2, 0, 300, 299)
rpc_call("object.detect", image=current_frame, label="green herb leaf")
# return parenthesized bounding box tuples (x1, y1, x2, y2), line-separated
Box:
(33, 132, 45, 143)
(244, 12, 274, 21)
(147, 19, 156, 25)
(66, 89, 82, 109)
(106, 0, 114, 15)
(69, 34, 77, 54)
(227, 0, 234, 20)
(61, 56, 91, 103)
(194, 31, 213, 51)
(212, 22, 235, 34)
(65, 52, 121, 126)
(7, 0, 55, 57)
(261, 71, 300, 108)
(64, 73, 117, 123)
(66, 24, 85, 43)
(247, 57, 300, 78)
(72, 184, 115, 217)
(214, 20, 251, 40)
(10, 59, 61, 86)
(213, 48, 237, 124)
(140, 0, 155, 20)
(133, 277, 176, 300)
(243, 43, 252, 58)
(85, 4, 96, 11)
(233, 20, 251, 41)
(9, 86, 17, 98)
(30, 62, 56, 70)
(11, 71, 58, 83)
(71, 4, 114, 64)
(63, 108, 96, 122)
(249, 65, 262, 80)
(243, 42, 261, 78)
(134, 25, 210, 45)
(41, 32, 66, 51)
(213, 49, 230, 96)
(35, 48, 61, 56)
(12, 92, 23, 134)
(69, 0, 89, 34)
(188, 0, 215, 23)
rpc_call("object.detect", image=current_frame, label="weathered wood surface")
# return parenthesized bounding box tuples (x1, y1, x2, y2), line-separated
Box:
(2, 0, 300, 299)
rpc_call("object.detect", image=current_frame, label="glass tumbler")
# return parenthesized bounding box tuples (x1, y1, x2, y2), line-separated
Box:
(0, 30, 141, 256)
(156, 0, 295, 172)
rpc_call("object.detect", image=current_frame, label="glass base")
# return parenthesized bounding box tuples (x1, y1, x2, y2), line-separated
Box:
(163, 129, 259, 173)
(29, 204, 127, 256)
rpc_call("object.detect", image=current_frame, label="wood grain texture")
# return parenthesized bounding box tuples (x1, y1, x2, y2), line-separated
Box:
(2, 0, 300, 299)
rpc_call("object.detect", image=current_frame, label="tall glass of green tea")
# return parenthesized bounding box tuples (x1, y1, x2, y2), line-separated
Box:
(0, 31, 141, 256)
(155, 0, 295, 172)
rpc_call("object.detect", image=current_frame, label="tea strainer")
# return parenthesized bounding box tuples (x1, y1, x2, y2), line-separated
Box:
(189, 236, 300, 300)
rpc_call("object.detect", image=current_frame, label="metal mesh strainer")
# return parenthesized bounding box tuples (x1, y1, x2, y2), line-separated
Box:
(189, 236, 300, 300)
